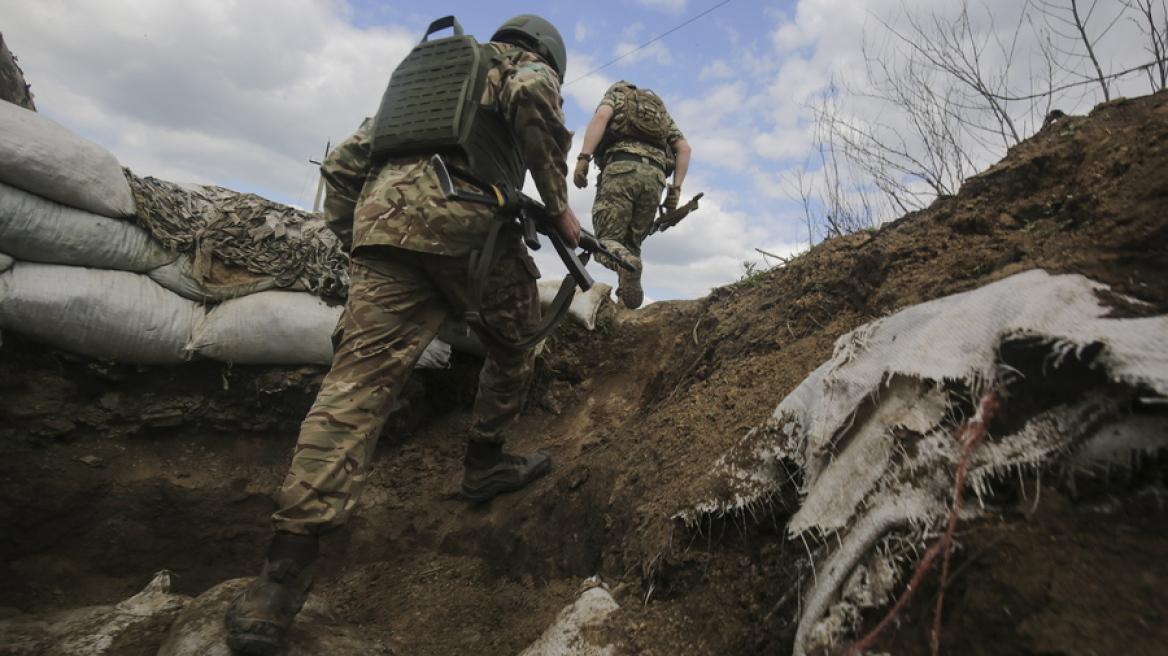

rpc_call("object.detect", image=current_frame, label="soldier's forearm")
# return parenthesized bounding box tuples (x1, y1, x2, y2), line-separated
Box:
(671, 140, 692, 188)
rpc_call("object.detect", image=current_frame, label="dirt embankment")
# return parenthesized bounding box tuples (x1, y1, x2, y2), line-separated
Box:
(2, 91, 1167, 654)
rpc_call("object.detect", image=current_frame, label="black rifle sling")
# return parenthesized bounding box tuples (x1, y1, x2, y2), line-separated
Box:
(466, 216, 577, 351)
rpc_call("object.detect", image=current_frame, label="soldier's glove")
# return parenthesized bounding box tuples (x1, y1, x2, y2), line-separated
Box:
(573, 155, 591, 189)
(663, 185, 681, 212)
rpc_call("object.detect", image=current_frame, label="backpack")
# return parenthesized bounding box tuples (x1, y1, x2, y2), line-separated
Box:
(611, 86, 671, 150)
(369, 16, 524, 191)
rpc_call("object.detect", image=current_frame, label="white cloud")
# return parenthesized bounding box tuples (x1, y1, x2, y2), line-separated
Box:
(637, 0, 689, 13)
(3, 0, 416, 207)
(4, 0, 1163, 304)
(613, 40, 674, 67)
(699, 60, 736, 80)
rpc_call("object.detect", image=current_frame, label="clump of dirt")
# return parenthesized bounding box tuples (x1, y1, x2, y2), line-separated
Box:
(2, 90, 1167, 655)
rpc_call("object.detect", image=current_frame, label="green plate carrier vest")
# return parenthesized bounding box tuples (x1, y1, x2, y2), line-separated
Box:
(370, 16, 525, 192)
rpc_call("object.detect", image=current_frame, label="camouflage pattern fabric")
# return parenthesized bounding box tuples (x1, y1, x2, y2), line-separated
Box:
(591, 81, 685, 266)
(272, 38, 570, 536)
(591, 160, 667, 265)
(596, 81, 685, 172)
(272, 242, 541, 535)
(128, 172, 349, 297)
(321, 43, 573, 259)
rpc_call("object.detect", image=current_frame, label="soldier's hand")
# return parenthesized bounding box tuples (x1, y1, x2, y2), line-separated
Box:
(552, 206, 581, 248)
(663, 185, 681, 212)
(573, 157, 590, 188)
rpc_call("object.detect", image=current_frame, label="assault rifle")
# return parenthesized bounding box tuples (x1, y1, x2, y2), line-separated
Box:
(651, 192, 703, 235)
(430, 154, 633, 292)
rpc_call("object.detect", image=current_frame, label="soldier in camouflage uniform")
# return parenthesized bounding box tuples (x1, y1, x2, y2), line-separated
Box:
(225, 15, 579, 655)
(574, 81, 691, 309)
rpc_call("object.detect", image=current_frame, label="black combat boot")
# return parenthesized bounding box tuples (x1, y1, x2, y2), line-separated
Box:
(224, 531, 318, 655)
(461, 441, 552, 502)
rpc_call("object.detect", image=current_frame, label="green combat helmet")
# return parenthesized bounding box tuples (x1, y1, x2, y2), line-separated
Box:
(491, 14, 567, 81)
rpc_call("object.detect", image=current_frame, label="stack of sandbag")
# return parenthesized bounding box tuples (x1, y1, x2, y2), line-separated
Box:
(0, 101, 449, 367)
(0, 101, 610, 367)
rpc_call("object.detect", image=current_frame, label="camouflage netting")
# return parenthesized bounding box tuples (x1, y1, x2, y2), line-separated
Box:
(127, 171, 349, 298)
(0, 32, 36, 111)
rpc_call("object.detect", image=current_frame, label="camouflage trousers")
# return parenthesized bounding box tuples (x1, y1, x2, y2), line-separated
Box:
(272, 242, 541, 536)
(591, 160, 666, 269)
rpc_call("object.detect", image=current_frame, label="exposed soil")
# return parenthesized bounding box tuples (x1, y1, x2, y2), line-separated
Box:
(2, 90, 1168, 655)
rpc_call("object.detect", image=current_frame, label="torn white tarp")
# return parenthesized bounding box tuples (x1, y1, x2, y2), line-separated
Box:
(681, 269, 1168, 656)
(686, 269, 1168, 522)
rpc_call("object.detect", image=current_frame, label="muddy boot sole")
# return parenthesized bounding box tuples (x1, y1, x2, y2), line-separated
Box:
(617, 255, 643, 309)
(224, 616, 284, 655)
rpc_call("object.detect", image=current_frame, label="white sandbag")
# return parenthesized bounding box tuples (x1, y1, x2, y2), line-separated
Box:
(0, 101, 136, 217)
(188, 290, 453, 368)
(0, 571, 190, 656)
(519, 578, 621, 656)
(682, 270, 1168, 656)
(156, 578, 394, 656)
(0, 180, 176, 271)
(187, 291, 340, 365)
(0, 262, 198, 364)
(538, 280, 612, 331)
(0, 252, 12, 272)
(417, 336, 452, 369)
(148, 254, 278, 302)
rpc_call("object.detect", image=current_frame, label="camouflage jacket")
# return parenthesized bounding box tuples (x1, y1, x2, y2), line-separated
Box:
(320, 43, 572, 257)
(598, 81, 685, 171)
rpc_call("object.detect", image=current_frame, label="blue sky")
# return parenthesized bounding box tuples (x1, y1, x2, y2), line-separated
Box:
(2, 0, 1158, 303)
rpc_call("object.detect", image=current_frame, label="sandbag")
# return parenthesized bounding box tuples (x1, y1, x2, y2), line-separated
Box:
(156, 578, 394, 656)
(0, 252, 12, 272)
(538, 280, 613, 331)
(683, 270, 1168, 656)
(518, 578, 621, 656)
(187, 290, 452, 368)
(148, 254, 278, 303)
(0, 571, 189, 656)
(0, 101, 136, 218)
(0, 180, 176, 271)
(186, 291, 341, 365)
(0, 262, 199, 364)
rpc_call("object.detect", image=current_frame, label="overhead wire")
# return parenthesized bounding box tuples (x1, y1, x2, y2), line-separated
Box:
(565, 0, 733, 86)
